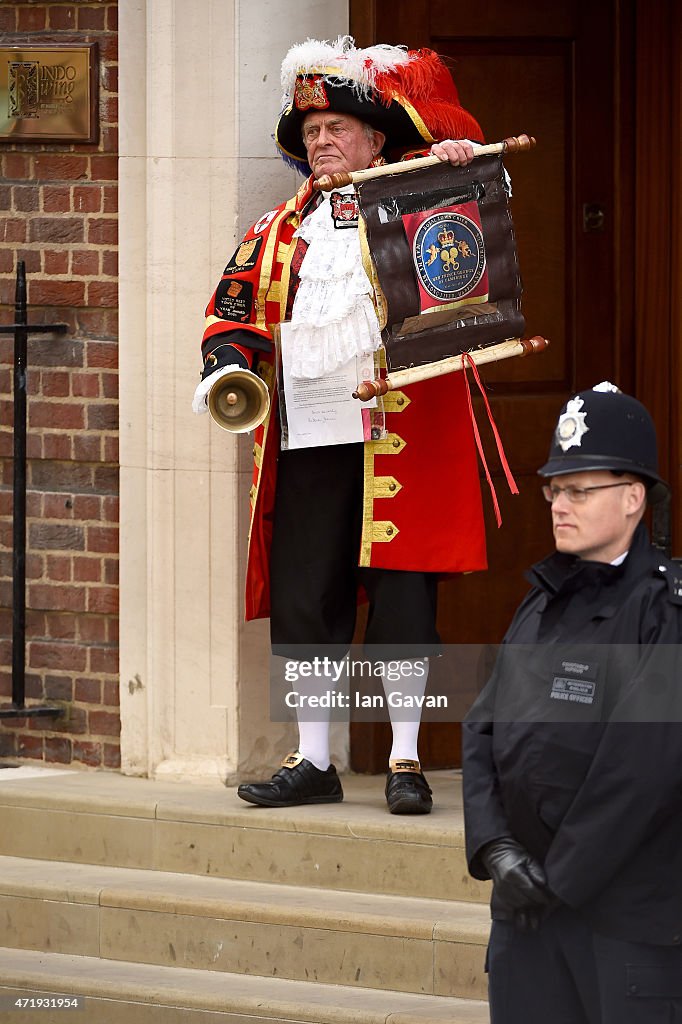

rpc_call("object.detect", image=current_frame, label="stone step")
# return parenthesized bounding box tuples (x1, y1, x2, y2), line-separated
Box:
(0, 768, 490, 903)
(0, 855, 490, 1000)
(0, 948, 490, 1024)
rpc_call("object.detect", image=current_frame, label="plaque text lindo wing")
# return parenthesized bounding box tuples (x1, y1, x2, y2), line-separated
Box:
(0, 45, 97, 143)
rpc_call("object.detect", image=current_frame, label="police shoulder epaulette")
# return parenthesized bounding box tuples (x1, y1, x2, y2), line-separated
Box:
(654, 560, 682, 604)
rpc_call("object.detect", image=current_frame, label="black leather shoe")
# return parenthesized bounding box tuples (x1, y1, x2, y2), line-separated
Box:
(237, 752, 343, 807)
(385, 759, 433, 815)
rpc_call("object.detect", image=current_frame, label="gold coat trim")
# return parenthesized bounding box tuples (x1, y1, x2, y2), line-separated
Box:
(247, 420, 272, 549)
(373, 475, 402, 498)
(371, 520, 399, 542)
(277, 230, 300, 322)
(266, 280, 281, 304)
(256, 203, 296, 330)
(381, 391, 411, 414)
(360, 440, 376, 566)
(369, 432, 406, 456)
(256, 359, 275, 389)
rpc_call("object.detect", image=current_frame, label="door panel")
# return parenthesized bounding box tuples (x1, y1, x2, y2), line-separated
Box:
(439, 42, 571, 389)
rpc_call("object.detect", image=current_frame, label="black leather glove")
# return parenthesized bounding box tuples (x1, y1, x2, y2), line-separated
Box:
(514, 907, 543, 932)
(480, 837, 553, 911)
(514, 895, 561, 932)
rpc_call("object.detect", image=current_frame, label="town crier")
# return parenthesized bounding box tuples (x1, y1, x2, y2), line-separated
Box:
(195, 36, 490, 814)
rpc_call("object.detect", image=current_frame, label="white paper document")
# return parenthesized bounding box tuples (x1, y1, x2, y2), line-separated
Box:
(278, 322, 375, 450)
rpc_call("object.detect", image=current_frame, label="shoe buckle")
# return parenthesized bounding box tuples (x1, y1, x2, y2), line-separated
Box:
(389, 758, 421, 774)
(281, 751, 304, 769)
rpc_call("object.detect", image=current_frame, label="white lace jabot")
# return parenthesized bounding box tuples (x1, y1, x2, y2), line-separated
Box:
(288, 185, 382, 379)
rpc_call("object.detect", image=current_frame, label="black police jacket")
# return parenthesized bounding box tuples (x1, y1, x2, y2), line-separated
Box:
(463, 522, 682, 945)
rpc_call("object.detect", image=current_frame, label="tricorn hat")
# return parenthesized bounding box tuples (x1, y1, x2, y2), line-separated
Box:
(538, 382, 669, 504)
(275, 35, 483, 175)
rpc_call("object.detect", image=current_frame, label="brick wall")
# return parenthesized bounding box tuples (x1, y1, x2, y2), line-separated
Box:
(0, 1, 120, 769)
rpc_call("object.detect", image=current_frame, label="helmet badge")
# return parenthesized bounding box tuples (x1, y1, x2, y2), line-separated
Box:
(556, 395, 589, 452)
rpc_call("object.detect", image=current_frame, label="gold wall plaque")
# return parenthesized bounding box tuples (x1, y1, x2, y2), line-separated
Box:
(0, 44, 97, 143)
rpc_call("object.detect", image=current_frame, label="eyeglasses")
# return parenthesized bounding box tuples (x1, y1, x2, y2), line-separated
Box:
(542, 482, 634, 504)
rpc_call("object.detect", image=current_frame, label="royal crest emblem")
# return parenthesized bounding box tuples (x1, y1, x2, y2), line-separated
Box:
(412, 210, 486, 303)
(330, 190, 359, 228)
(399, 199, 489, 313)
(294, 75, 329, 111)
(556, 395, 589, 451)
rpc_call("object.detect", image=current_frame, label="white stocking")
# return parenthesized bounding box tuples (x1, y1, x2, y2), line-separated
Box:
(296, 715, 331, 771)
(381, 660, 430, 765)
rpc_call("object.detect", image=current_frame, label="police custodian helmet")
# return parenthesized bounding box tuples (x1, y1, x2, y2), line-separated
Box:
(538, 382, 669, 504)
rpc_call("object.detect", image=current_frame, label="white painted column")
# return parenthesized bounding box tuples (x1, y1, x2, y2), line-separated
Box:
(118, 0, 349, 782)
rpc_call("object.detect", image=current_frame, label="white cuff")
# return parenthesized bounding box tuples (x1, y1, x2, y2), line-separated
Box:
(192, 364, 245, 415)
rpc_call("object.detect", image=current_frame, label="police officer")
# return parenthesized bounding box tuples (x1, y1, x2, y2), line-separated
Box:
(463, 382, 682, 1024)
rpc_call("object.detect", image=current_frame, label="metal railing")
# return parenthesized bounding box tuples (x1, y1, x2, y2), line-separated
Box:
(0, 261, 67, 718)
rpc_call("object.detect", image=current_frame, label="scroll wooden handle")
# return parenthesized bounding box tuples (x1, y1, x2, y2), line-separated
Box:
(518, 335, 549, 356)
(353, 378, 390, 401)
(501, 133, 536, 154)
(315, 134, 536, 192)
(352, 336, 549, 401)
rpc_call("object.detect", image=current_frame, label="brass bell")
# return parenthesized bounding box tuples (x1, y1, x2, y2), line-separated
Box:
(207, 369, 270, 433)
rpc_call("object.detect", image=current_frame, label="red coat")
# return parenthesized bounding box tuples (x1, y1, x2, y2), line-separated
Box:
(202, 176, 487, 621)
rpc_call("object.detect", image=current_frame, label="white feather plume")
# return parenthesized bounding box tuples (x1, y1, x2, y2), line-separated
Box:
(280, 35, 413, 105)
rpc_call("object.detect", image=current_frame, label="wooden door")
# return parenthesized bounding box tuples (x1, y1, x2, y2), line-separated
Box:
(349, 0, 639, 772)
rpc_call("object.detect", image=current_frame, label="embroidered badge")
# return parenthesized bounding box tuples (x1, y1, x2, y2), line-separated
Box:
(223, 236, 263, 275)
(214, 278, 253, 322)
(253, 210, 278, 235)
(294, 75, 329, 111)
(549, 658, 598, 706)
(402, 200, 488, 311)
(556, 395, 589, 451)
(550, 676, 596, 705)
(330, 190, 359, 228)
